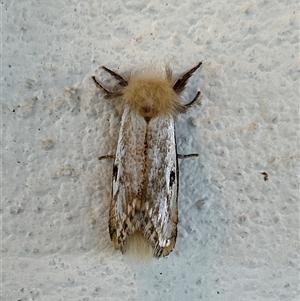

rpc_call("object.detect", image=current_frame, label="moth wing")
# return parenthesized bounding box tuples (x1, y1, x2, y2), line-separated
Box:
(109, 105, 147, 251)
(145, 115, 178, 257)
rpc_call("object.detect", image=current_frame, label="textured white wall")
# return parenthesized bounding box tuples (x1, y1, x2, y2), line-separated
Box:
(2, 0, 299, 300)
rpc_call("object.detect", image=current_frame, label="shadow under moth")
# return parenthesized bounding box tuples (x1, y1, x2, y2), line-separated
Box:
(92, 62, 202, 259)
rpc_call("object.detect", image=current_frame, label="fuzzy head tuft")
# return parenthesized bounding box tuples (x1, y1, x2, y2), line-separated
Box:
(122, 68, 183, 119)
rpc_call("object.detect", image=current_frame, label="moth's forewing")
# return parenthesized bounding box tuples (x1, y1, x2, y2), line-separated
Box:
(109, 105, 147, 250)
(145, 116, 178, 257)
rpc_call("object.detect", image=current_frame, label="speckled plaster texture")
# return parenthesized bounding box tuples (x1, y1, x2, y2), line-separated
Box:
(2, 0, 299, 300)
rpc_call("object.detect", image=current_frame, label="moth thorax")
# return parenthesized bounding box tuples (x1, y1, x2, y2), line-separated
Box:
(123, 76, 180, 119)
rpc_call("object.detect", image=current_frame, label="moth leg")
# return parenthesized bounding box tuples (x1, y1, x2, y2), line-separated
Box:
(98, 154, 115, 160)
(92, 76, 110, 94)
(173, 61, 202, 94)
(102, 66, 128, 87)
(184, 90, 201, 109)
(178, 154, 199, 159)
(91, 76, 123, 99)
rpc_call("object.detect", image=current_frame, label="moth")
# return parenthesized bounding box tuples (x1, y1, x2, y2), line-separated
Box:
(92, 62, 202, 259)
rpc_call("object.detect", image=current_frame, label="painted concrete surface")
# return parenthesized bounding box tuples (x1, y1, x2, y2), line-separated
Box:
(2, 1, 299, 300)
